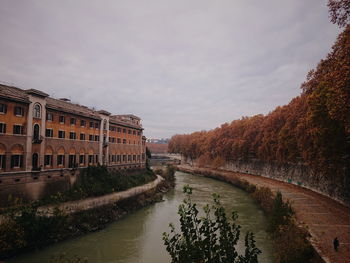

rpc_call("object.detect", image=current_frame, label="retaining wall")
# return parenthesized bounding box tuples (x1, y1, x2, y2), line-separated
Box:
(184, 157, 350, 206)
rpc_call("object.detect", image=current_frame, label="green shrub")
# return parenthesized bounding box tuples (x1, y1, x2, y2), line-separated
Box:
(40, 166, 157, 205)
(251, 187, 274, 213)
(163, 185, 261, 263)
(268, 191, 293, 233)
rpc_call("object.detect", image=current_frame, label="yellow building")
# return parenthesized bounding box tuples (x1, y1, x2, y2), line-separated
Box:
(0, 84, 146, 176)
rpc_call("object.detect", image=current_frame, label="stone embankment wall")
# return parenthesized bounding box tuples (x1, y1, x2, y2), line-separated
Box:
(39, 175, 164, 215)
(0, 166, 147, 206)
(184, 157, 349, 206)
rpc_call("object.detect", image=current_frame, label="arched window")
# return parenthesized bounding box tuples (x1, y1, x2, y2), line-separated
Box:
(33, 104, 41, 118)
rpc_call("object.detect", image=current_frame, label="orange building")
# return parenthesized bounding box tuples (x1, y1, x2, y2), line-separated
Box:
(0, 84, 146, 176)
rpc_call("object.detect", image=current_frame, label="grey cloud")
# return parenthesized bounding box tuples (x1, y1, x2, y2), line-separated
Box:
(0, 0, 340, 138)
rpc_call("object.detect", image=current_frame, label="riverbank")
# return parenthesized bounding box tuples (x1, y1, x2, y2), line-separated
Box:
(0, 168, 174, 260)
(178, 165, 350, 263)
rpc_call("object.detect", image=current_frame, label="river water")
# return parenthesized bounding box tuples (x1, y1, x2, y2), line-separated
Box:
(8, 171, 274, 263)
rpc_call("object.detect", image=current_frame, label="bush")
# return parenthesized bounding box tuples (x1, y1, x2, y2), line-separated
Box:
(268, 191, 293, 233)
(0, 205, 68, 259)
(274, 222, 313, 263)
(163, 186, 261, 263)
(40, 166, 157, 204)
(251, 187, 274, 213)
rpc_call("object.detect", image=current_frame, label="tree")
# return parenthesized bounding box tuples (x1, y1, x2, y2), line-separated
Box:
(163, 186, 261, 263)
(328, 0, 350, 27)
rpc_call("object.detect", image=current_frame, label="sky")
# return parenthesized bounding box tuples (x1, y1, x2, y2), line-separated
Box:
(0, 0, 340, 139)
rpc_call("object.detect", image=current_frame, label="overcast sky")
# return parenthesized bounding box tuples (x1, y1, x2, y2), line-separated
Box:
(0, 0, 340, 138)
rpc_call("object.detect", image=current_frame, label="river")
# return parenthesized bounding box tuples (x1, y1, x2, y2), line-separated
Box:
(8, 171, 274, 263)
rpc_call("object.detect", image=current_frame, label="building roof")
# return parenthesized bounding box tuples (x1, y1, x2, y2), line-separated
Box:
(25, 89, 49, 98)
(0, 84, 143, 127)
(0, 84, 30, 103)
(109, 115, 143, 129)
(46, 97, 101, 120)
(115, 114, 141, 120)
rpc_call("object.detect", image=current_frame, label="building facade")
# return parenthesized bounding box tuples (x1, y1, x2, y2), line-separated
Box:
(0, 84, 146, 177)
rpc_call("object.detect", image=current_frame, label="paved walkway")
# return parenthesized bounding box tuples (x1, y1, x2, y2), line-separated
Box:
(179, 165, 350, 263)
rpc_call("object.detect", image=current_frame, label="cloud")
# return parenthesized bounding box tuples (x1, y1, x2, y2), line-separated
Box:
(0, 0, 340, 138)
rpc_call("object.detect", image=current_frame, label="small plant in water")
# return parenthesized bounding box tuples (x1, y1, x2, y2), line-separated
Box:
(163, 185, 261, 263)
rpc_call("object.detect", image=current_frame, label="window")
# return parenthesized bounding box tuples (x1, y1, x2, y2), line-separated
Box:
(89, 121, 94, 128)
(79, 155, 85, 165)
(80, 133, 85, 140)
(117, 128, 121, 133)
(128, 129, 131, 134)
(46, 113, 53, 121)
(33, 124, 40, 140)
(117, 138, 121, 144)
(133, 155, 136, 161)
(80, 120, 86, 127)
(69, 132, 76, 140)
(68, 155, 76, 168)
(13, 125, 23, 135)
(94, 135, 99, 141)
(138, 131, 141, 136)
(58, 130, 65, 138)
(0, 123, 6, 133)
(94, 122, 99, 129)
(117, 155, 121, 162)
(70, 118, 76, 125)
(0, 103, 7, 114)
(44, 155, 52, 166)
(45, 129, 53, 137)
(57, 155, 65, 166)
(89, 134, 94, 141)
(128, 155, 131, 162)
(14, 106, 24, 116)
(59, 115, 65, 124)
(11, 155, 23, 168)
(95, 155, 99, 163)
(0, 155, 5, 169)
(33, 104, 41, 118)
(123, 128, 126, 133)
(88, 155, 94, 164)
(123, 139, 126, 144)
(123, 155, 126, 162)
(133, 130, 136, 135)
(103, 120, 107, 130)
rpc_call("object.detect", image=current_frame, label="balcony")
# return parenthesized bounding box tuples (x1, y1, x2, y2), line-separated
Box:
(32, 135, 43, 144)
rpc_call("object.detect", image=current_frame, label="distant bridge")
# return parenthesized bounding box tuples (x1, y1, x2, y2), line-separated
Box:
(150, 154, 182, 166)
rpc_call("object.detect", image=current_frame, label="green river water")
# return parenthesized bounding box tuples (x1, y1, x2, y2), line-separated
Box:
(8, 171, 274, 263)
